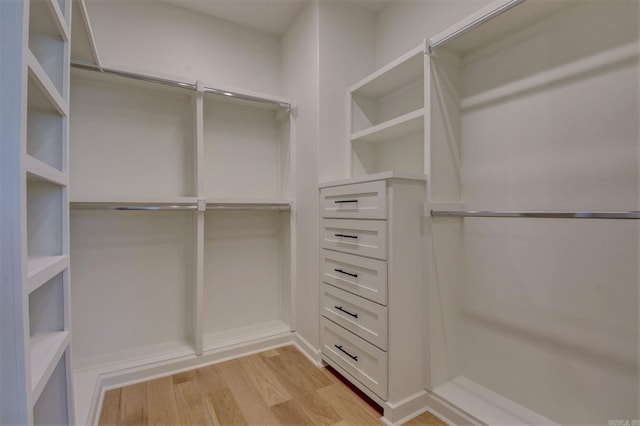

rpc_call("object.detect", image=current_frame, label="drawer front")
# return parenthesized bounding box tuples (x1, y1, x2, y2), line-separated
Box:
(320, 181, 387, 219)
(321, 317, 387, 399)
(321, 219, 387, 260)
(321, 283, 388, 350)
(320, 249, 387, 305)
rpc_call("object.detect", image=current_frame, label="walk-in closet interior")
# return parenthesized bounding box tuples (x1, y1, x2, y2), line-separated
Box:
(1, 0, 638, 424)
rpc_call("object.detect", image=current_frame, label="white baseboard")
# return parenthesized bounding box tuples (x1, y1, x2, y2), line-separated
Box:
(293, 332, 322, 366)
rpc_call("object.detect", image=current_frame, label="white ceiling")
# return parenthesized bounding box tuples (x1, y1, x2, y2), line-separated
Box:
(161, 0, 391, 35)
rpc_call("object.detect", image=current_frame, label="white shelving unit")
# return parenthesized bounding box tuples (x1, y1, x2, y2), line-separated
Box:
(1, 0, 75, 423)
(426, 1, 639, 425)
(349, 43, 426, 177)
(66, 9, 295, 424)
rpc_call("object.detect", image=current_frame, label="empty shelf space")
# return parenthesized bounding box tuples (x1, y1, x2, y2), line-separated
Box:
(30, 331, 70, 402)
(26, 155, 67, 186)
(27, 255, 68, 294)
(27, 51, 68, 117)
(29, 0, 69, 42)
(351, 108, 424, 143)
(434, 376, 557, 426)
(350, 44, 424, 98)
(70, 0, 101, 66)
(70, 196, 199, 211)
(205, 198, 291, 210)
(203, 320, 291, 352)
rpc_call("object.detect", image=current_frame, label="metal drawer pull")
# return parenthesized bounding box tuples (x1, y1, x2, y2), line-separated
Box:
(334, 233, 358, 239)
(334, 305, 358, 318)
(334, 344, 358, 361)
(334, 199, 358, 204)
(334, 268, 358, 278)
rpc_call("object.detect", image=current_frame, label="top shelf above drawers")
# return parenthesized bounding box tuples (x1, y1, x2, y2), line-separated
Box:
(320, 180, 386, 220)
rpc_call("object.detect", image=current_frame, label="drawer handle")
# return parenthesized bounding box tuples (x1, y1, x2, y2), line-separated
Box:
(334, 233, 358, 239)
(334, 199, 358, 204)
(334, 268, 358, 278)
(335, 305, 358, 318)
(334, 344, 358, 361)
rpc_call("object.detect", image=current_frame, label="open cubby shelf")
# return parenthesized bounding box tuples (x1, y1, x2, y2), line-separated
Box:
(349, 43, 426, 177)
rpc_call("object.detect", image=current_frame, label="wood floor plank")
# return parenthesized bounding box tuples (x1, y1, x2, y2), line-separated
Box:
(146, 376, 179, 425)
(118, 382, 148, 425)
(174, 376, 214, 425)
(402, 411, 447, 425)
(260, 348, 281, 358)
(219, 359, 281, 425)
(98, 388, 121, 425)
(277, 345, 333, 390)
(317, 383, 382, 425)
(197, 363, 228, 393)
(270, 399, 317, 425)
(205, 387, 247, 426)
(262, 353, 342, 426)
(240, 354, 291, 407)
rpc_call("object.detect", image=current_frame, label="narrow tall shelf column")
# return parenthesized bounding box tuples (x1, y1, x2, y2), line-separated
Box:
(4, 0, 76, 423)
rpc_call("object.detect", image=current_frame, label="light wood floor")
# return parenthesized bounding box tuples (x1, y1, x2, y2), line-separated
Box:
(98, 345, 446, 425)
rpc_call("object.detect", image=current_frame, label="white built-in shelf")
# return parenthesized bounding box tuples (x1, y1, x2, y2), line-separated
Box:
(70, 196, 199, 206)
(27, 51, 68, 117)
(203, 320, 291, 351)
(351, 108, 424, 144)
(350, 44, 424, 98)
(70, 0, 101, 66)
(429, 0, 575, 58)
(434, 377, 558, 426)
(30, 0, 70, 42)
(205, 198, 291, 209)
(26, 155, 67, 186)
(27, 255, 68, 295)
(319, 171, 427, 188)
(30, 331, 70, 403)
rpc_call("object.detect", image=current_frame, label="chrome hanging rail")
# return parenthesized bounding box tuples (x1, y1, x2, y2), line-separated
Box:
(431, 210, 640, 219)
(70, 202, 291, 211)
(71, 62, 291, 109)
(206, 203, 290, 211)
(70, 204, 198, 211)
(427, 0, 525, 54)
(71, 62, 196, 91)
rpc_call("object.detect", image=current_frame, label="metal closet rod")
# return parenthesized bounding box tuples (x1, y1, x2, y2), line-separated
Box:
(428, 0, 525, 53)
(71, 204, 291, 211)
(71, 62, 291, 109)
(206, 205, 290, 211)
(72, 205, 198, 211)
(431, 210, 640, 219)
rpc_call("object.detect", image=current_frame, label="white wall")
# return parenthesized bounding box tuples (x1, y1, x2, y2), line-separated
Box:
(85, 0, 282, 95)
(374, 0, 491, 67)
(318, 0, 375, 182)
(282, 1, 321, 350)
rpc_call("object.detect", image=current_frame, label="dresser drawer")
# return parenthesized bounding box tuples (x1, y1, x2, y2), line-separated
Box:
(321, 317, 387, 399)
(321, 283, 387, 350)
(320, 181, 386, 219)
(321, 219, 387, 260)
(320, 249, 387, 305)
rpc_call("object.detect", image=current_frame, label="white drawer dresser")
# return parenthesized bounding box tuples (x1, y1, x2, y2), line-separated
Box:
(319, 172, 427, 424)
